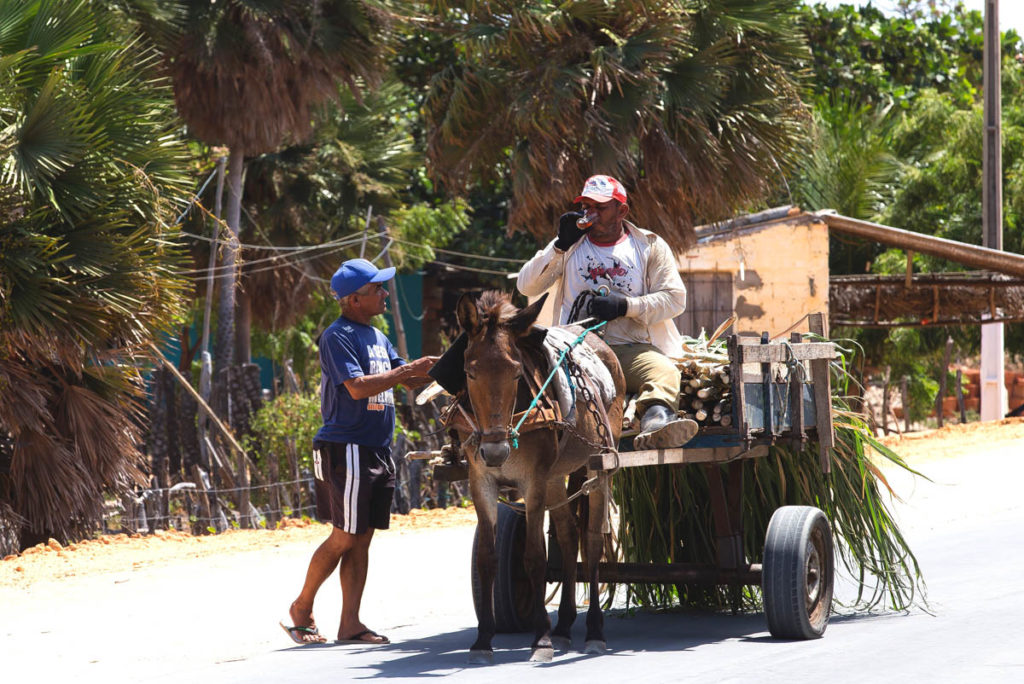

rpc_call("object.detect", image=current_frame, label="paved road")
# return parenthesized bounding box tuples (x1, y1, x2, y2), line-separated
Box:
(4, 443, 1022, 683)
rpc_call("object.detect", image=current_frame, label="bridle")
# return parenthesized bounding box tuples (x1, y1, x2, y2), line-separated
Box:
(455, 336, 557, 450)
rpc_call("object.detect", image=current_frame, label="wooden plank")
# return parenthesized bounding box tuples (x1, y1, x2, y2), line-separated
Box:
(807, 313, 834, 473)
(434, 463, 469, 483)
(735, 342, 837, 363)
(761, 332, 773, 437)
(728, 336, 749, 438)
(554, 562, 762, 586)
(408, 450, 445, 460)
(790, 332, 806, 442)
(588, 444, 769, 471)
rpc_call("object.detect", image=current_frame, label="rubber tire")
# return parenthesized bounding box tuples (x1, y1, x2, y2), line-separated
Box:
(762, 505, 834, 639)
(471, 502, 532, 633)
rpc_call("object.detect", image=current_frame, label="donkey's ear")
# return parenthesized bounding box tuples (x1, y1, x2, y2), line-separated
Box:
(507, 293, 548, 336)
(456, 293, 481, 334)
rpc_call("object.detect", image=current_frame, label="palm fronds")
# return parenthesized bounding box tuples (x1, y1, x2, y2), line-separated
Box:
(1, 0, 190, 553)
(614, 337, 927, 612)
(425, 0, 811, 252)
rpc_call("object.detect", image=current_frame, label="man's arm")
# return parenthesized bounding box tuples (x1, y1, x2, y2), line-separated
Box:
(343, 355, 440, 400)
(516, 240, 566, 297)
(624, 237, 687, 325)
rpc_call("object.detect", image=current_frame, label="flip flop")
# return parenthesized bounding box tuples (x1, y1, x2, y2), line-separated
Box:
(336, 629, 390, 645)
(279, 621, 328, 645)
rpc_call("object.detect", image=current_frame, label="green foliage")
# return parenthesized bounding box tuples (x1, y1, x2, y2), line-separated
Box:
(250, 290, 335, 387)
(800, 2, 1021, 108)
(236, 77, 475, 332)
(246, 392, 322, 475)
(0, 0, 191, 550)
(615, 342, 926, 612)
(389, 199, 472, 269)
(795, 96, 900, 219)
(881, 79, 1024, 355)
(425, 0, 812, 251)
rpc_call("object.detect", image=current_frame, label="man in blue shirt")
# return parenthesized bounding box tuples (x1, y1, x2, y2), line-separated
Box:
(282, 258, 438, 646)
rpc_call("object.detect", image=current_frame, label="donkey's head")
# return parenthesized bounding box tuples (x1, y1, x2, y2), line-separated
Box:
(456, 291, 548, 468)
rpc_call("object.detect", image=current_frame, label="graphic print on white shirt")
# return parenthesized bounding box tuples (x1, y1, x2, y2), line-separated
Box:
(366, 343, 394, 411)
(562, 232, 652, 345)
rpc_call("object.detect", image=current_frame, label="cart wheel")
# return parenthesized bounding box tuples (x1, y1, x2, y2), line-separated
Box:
(762, 505, 834, 639)
(471, 502, 532, 633)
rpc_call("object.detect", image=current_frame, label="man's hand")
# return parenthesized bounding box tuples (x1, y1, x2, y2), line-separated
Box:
(404, 355, 440, 379)
(344, 355, 441, 400)
(554, 211, 588, 251)
(590, 293, 628, 322)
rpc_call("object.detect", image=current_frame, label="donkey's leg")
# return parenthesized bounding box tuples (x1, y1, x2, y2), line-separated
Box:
(583, 472, 610, 653)
(546, 479, 579, 650)
(523, 483, 554, 662)
(469, 474, 499, 663)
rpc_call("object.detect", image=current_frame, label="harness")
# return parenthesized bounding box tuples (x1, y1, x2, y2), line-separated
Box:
(442, 320, 621, 508)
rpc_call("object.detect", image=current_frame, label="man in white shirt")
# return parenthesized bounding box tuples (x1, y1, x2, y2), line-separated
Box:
(517, 175, 697, 449)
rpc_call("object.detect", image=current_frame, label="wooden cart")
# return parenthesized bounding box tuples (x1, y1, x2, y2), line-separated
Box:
(412, 315, 839, 641)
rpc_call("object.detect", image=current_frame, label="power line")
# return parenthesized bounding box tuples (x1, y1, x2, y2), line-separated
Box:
(390, 236, 528, 264)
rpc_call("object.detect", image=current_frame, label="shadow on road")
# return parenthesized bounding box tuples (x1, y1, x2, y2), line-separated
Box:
(262, 606, 900, 678)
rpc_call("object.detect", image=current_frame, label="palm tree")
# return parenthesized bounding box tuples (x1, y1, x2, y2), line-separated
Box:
(0, 0, 192, 552)
(240, 78, 421, 333)
(789, 95, 901, 275)
(424, 0, 811, 252)
(122, 0, 396, 372)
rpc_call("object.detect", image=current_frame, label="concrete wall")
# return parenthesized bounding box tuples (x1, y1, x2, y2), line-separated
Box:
(677, 214, 830, 337)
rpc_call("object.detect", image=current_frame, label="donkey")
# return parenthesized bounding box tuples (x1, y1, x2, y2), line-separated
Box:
(453, 290, 626, 663)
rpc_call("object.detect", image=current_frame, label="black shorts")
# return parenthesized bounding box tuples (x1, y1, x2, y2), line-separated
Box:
(313, 441, 395, 533)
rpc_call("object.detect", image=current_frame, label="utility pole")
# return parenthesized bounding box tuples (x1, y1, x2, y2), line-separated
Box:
(981, 0, 1008, 421)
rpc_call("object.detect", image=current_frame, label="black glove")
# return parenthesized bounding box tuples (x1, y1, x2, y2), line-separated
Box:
(554, 211, 587, 251)
(590, 293, 628, 322)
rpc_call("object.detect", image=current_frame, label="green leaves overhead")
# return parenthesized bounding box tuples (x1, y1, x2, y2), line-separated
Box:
(800, 2, 1022, 109)
(425, 0, 810, 251)
(1, 0, 190, 550)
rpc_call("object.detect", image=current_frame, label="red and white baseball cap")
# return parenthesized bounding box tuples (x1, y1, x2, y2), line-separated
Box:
(574, 175, 628, 204)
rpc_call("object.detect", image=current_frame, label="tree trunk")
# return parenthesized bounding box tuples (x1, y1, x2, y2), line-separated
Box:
(235, 288, 252, 365)
(214, 148, 243, 379)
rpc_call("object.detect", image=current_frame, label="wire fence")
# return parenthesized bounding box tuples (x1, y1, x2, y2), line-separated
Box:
(102, 452, 465, 536)
(105, 475, 322, 534)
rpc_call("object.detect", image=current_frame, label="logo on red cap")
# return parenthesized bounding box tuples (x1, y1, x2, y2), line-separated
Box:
(574, 175, 627, 204)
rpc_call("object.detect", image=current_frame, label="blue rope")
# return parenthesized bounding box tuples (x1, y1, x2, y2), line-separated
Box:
(509, 320, 607, 448)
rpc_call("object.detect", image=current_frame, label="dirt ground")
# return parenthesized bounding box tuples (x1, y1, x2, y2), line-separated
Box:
(2, 418, 1022, 592)
(0, 504, 478, 591)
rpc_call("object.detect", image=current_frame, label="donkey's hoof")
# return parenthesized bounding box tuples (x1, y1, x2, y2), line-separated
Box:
(529, 646, 554, 663)
(583, 640, 607, 655)
(468, 649, 494, 665)
(551, 635, 572, 651)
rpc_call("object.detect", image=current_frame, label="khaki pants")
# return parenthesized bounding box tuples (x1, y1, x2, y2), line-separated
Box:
(611, 343, 680, 414)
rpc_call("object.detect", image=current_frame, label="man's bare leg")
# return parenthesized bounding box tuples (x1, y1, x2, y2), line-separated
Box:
(338, 528, 386, 642)
(288, 526, 355, 643)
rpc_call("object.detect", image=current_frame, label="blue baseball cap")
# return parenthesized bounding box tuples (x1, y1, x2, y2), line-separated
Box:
(330, 258, 396, 298)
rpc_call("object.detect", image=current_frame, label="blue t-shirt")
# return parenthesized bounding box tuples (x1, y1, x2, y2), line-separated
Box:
(315, 316, 405, 447)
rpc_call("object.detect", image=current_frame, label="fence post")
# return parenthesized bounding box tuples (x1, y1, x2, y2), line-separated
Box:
(936, 337, 953, 428)
(956, 368, 967, 423)
(191, 464, 214, 534)
(121, 493, 138, 534)
(286, 438, 302, 517)
(901, 376, 910, 433)
(881, 366, 891, 436)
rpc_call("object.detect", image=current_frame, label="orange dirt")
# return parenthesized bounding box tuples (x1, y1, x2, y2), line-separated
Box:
(0, 504, 478, 590)
(876, 416, 1024, 463)
(2, 418, 1021, 591)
